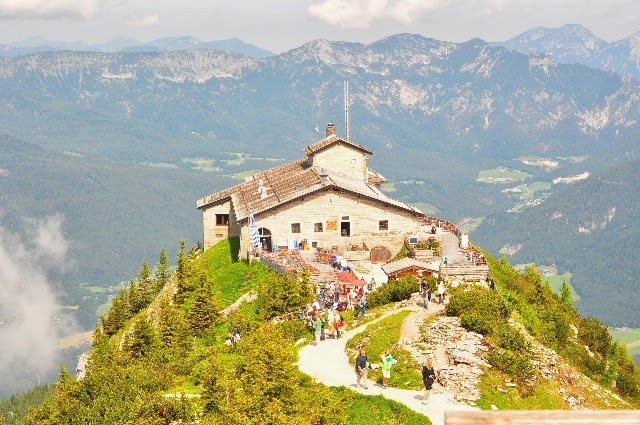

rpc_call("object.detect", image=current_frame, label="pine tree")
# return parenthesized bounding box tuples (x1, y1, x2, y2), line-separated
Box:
(154, 247, 170, 295)
(102, 289, 127, 336)
(174, 239, 190, 304)
(189, 272, 220, 335)
(123, 316, 157, 358)
(137, 261, 152, 308)
(127, 278, 140, 316)
(157, 300, 180, 348)
(560, 280, 573, 308)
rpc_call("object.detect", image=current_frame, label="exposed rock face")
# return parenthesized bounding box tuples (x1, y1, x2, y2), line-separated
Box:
(420, 316, 490, 401)
(75, 352, 89, 381)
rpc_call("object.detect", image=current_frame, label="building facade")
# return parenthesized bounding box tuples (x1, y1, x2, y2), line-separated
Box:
(197, 125, 424, 257)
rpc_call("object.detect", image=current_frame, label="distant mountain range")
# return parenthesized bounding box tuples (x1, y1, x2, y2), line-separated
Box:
(0, 36, 274, 58)
(3, 32, 640, 326)
(493, 24, 640, 82)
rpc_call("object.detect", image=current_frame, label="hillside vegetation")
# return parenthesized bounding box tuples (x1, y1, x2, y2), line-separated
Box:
(26, 238, 429, 424)
(472, 157, 640, 326)
(13, 236, 638, 424)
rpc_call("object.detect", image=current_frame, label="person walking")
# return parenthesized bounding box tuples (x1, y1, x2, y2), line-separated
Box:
(422, 358, 436, 404)
(355, 349, 369, 389)
(380, 350, 394, 388)
(423, 289, 429, 309)
(327, 308, 336, 339)
(437, 281, 445, 305)
(354, 293, 367, 319)
(313, 314, 322, 345)
(333, 310, 342, 338)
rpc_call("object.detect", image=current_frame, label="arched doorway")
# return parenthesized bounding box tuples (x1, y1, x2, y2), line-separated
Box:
(258, 228, 272, 252)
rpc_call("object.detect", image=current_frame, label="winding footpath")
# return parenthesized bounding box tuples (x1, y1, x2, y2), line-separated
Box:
(296, 305, 477, 425)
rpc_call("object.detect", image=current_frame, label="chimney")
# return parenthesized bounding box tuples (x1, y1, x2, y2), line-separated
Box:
(325, 122, 335, 138)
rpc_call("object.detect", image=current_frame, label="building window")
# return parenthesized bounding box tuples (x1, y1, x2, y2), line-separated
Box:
(291, 223, 301, 233)
(342, 216, 349, 220)
(351, 158, 357, 164)
(379, 220, 389, 230)
(216, 214, 229, 225)
(314, 222, 323, 232)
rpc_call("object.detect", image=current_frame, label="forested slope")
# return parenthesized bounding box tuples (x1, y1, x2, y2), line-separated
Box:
(473, 158, 640, 326)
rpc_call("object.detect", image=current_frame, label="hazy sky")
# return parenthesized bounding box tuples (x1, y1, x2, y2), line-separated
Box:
(0, 0, 638, 53)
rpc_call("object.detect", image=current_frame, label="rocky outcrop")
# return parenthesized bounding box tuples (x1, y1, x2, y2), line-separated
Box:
(420, 316, 490, 401)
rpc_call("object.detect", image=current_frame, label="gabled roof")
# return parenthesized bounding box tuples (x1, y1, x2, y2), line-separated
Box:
(302, 134, 373, 156)
(381, 258, 439, 276)
(196, 158, 423, 221)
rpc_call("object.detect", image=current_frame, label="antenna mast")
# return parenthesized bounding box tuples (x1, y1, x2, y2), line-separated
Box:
(343, 80, 350, 142)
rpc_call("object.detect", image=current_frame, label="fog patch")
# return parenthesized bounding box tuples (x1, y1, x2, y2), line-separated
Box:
(0, 215, 72, 397)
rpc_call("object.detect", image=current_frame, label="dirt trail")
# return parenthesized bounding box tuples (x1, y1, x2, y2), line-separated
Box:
(296, 306, 476, 425)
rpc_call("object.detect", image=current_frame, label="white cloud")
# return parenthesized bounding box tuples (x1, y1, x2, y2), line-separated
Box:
(0, 0, 103, 19)
(130, 13, 159, 28)
(0, 215, 71, 396)
(307, 0, 454, 29)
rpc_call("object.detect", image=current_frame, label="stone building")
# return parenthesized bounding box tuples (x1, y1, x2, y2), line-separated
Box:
(196, 124, 424, 258)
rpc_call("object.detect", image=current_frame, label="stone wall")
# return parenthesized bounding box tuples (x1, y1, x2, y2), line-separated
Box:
(233, 189, 417, 258)
(201, 199, 241, 250)
(310, 143, 367, 181)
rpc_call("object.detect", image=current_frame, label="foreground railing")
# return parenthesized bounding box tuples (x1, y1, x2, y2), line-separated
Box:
(445, 410, 640, 425)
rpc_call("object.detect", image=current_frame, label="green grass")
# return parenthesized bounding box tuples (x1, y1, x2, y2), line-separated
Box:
(95, 295, 115, 316)
(85, 285, 108, 293)
(413, 202, 438, 215)
(199, 237, 269, 306)
(330, 387, 431, 424)
(543, 273, 580, 302)
(181, 157, 221, 172)
(568, 155, 590, 163)
(610, 327, 640, 357)
(457, 217, 484, 233)
(346, 310, 422, 390)
(140, 162, 179, 168)
(476, 369, 567, 409)
(477, 167, 532, 183)
(610, 328, 640, 345)
(380, 182, 396, 192)
(518, 181, 552, 200)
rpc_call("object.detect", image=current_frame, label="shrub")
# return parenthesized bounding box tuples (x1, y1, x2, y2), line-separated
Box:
(486, 349, 535, 383)
(578, 317, 612, 357)
(276, 319, 309, 342)
(460, 310, 495, 336)
(616, 365, 640, 399)
(492, 323, 529, 353)
(446, 286, 509, 324)
(367, 276, 416, 308)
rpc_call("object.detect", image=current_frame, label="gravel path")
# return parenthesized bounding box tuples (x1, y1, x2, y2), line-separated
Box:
(297, 306, 477, 425)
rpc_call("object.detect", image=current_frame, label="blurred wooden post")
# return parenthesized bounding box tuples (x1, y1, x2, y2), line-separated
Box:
(445, 410, 640, 425)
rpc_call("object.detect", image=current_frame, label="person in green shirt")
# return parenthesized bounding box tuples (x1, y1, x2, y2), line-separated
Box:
(380, 350, 394, 388)
(313, 315, 322, 346)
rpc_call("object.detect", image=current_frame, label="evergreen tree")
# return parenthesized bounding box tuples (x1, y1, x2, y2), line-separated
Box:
(158, 300, 180, 348)
(560, 280, 573, 308)
(127, 278, 140, 316)
(189, 272, 220, 335)
(154, 248, 170, 295)
(174, 239, 190, 305)
(123, 316, 157, 358)
(101, 289, 127, 336)
(137, 261, 152, 308)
